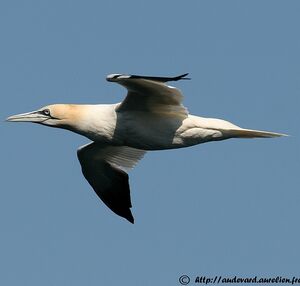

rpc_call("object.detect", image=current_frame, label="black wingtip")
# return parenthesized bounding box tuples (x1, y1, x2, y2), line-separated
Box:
(127, 216, 134, 224)
(122, 210, 134, 224)
(125, 73, 191, 83)
(173, 73, 191, 81)
(107, 73, 191, 83)
(117, 208, 134, 224)
(115, 73, 191, 83)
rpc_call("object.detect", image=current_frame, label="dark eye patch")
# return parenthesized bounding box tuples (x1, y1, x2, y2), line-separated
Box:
(40, 109, 50, 116)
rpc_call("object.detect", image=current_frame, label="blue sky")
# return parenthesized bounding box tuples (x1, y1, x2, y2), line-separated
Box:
(0, 1, 299, 285)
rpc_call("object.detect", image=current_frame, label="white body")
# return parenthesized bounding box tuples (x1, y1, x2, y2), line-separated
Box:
(74, 104, 237, 150)
(7, 73, 285, 223)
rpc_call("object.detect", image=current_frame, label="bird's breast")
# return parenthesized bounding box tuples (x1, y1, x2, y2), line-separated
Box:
(72, 104, 123, 144)
(113, 113, 226, 150)
(113, 112, 190, 150)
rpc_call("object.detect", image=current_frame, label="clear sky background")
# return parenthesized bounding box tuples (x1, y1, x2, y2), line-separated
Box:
(0, 1, 299, 285)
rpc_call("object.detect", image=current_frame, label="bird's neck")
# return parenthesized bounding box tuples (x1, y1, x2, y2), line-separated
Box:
(62, 104, 118, 142)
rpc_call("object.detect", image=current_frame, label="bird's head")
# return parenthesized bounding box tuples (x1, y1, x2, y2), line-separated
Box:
(6, 104, 85, 131)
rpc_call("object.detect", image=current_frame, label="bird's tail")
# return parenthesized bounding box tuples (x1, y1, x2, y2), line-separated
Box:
(225, 128, 288, 138)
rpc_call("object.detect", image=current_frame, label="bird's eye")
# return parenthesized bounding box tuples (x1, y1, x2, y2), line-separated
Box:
(42, 109, 50, 116)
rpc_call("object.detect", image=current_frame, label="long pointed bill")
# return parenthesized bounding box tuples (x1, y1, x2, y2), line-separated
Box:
(6, 111, 48, 123)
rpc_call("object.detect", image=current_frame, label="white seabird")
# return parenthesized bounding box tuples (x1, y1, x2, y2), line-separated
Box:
(7, 73, 286, 223)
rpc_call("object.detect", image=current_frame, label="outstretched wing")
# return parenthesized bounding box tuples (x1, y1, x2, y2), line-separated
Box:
(77, 142, 146, 223)
(107, 73, 190, 118)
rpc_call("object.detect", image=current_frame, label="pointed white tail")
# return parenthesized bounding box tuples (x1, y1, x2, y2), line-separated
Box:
(226, 128, 288, 138)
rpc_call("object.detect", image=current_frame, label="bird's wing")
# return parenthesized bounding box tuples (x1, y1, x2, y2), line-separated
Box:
(77, 142, 146, 223)
(106, 73, 190, 118)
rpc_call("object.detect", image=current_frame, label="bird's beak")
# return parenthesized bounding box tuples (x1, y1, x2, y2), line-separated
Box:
(6, 111, 47, 123)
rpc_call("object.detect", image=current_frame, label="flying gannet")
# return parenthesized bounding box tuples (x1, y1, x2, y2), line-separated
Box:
(7, 73, 285, 223)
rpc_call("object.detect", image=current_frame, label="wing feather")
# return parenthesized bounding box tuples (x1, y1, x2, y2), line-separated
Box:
(107, 73, 189, 118)
(77, 142, 146, 223)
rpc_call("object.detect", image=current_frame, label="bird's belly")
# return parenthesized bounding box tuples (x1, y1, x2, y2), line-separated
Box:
(118, 125, 177, 150)
(115, 113, 220, 150)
